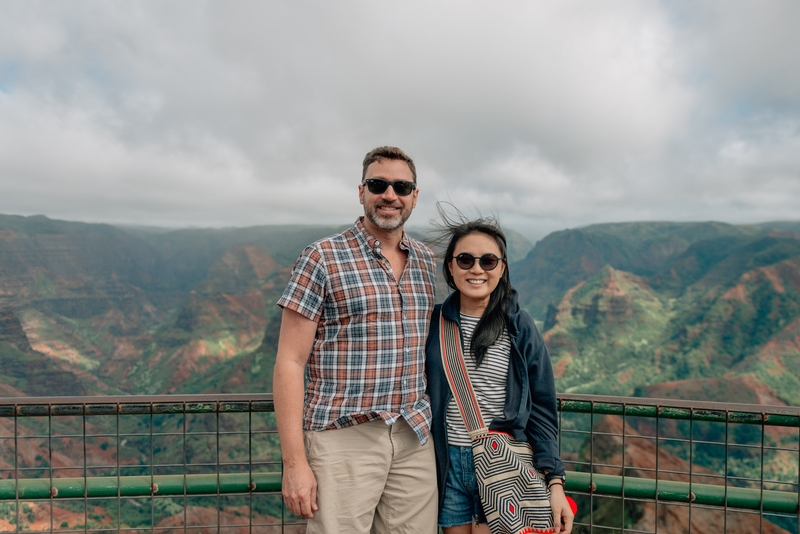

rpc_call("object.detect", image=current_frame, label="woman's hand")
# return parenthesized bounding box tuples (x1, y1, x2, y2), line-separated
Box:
(548, 483, 574, 533)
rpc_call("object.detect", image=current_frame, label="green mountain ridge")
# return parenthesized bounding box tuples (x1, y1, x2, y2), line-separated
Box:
(0, 214, 345, 397)
(2, 214, 800, 406)
(511, 220, 773, 321)
(537, 237, 800, 404)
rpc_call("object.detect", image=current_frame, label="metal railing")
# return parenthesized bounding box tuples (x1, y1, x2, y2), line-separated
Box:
(0, 394, 296, 533)
(558, 394, 800, 533)
(1, 394, 798, 533)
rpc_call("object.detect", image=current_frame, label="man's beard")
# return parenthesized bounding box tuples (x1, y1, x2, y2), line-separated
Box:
(364, 202, 411, 231)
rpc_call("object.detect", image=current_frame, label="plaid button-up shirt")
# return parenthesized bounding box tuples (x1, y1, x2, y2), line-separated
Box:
(277, 217, 437, 444)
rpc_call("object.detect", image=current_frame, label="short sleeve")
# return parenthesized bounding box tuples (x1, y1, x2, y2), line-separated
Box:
(276, 246, 327, 323)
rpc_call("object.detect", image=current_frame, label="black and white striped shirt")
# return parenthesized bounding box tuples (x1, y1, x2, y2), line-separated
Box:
(446, 313, 511, 447)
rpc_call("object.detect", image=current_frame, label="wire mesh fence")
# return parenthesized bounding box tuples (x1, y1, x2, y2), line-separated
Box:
(0, 394, 302, 533)
(1, 393, 798, 533)
(558, 394, 800, 534)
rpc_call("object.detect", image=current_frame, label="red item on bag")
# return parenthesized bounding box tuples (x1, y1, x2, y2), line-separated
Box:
(566, 496, 578, 515)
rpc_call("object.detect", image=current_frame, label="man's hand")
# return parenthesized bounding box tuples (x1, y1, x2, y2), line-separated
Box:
(282, 461, 319, 519)
(548, 483, 574, 533)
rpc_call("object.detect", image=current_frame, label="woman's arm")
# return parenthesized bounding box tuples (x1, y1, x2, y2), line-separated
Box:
(518, 311, 573, 531)
(519, 311, 565, 480)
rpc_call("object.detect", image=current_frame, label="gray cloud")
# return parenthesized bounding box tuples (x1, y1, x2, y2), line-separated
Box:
(1, 0, 798, 239)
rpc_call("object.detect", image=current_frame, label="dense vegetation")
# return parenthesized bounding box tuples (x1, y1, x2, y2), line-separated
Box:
(2, 214, 799, 404)
(2, 214, 799, 532)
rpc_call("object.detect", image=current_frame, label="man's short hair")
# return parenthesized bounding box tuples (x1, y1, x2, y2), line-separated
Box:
(362, 146, 417, 183)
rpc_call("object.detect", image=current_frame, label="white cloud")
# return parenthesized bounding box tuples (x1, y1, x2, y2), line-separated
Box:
(0, 1, 798, 235)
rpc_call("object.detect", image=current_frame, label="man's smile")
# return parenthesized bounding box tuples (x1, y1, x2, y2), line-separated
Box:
(377, 204, 402, 213)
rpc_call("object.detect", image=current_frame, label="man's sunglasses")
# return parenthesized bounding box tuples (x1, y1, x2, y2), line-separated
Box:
(454, 253, 503, 271)
(362, 178, 417, 197)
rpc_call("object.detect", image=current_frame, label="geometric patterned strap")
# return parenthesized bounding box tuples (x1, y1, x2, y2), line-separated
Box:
(439, 313, 489, 440)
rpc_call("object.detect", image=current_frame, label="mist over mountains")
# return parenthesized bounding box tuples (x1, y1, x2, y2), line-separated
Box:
(1, 213, 799, 406)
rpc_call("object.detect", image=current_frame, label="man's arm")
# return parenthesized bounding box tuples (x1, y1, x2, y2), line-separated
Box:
(273, 307, 319, 519)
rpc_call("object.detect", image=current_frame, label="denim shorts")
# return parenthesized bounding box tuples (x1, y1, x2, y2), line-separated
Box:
(438, 445, 485, 528)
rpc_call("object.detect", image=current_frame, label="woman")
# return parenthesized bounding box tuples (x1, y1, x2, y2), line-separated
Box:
(426, 213, 573, 534)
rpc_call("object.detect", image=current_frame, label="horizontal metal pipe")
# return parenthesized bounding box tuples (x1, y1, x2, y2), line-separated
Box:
(0, 473, 281, 500)
(2, 471, 796, 515)
(0, 394, 274, 406)
(565, 472, 799, 514)
(3, 393, 798, 425)
(0, 399, 275, 417)
(559, 400, 800, 427)
(558, 393, 800, 418)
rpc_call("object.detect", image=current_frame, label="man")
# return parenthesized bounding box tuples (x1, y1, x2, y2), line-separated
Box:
(273, 146, 437, 533)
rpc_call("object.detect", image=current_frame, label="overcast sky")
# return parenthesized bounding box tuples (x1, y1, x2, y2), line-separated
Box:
(1, 1, 799, 240)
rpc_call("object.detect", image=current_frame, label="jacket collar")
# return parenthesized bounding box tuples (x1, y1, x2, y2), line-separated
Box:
(441, 291, 461, 322)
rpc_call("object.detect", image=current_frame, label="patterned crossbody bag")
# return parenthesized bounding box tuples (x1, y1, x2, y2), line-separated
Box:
(439, 313, 556, 534)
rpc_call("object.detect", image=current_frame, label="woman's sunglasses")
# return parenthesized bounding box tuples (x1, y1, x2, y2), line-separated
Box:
(453, 253, 503, 271)
(362, 178, 417, 197)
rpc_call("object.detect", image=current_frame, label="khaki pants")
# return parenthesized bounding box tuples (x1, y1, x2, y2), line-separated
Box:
(303, 418, 437, 534)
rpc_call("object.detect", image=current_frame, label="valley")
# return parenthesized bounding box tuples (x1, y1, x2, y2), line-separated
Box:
(2, 214, 800, 407)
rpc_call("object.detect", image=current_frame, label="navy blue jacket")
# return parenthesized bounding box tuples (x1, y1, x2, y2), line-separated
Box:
(425, 290, 565, 510)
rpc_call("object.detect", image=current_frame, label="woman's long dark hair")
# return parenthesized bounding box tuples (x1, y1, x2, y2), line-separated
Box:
(430, 203, 512, 366)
